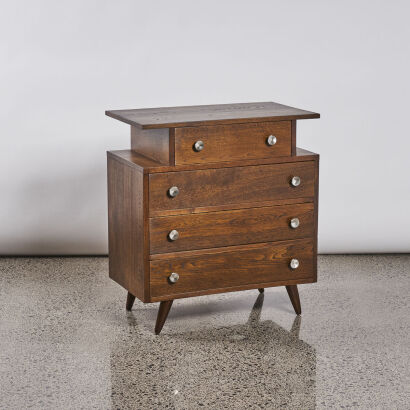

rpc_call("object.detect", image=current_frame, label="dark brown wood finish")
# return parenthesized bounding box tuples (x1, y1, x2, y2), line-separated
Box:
(131, 126, 171, 164)
(107, 156, 149, 302)
(149, 161, 316, 213)
(151, 278, 313, 302)
(106, 102, 319, 129)
(107, 147, 318, 174)
(291, 120, 297, 156)
(149, 198, 315, 218)
(150, 238, 315, 299)
(174, 121, 291, 165)
(149, 202, 314, 254)
(155, 300, 173, 335)
(286, 285, 302, 315)
(106, 101, 320, 333)
(126, 292, 136, 311)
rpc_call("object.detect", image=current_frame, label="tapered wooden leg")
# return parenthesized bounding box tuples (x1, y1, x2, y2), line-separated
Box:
(258, 288, 264, 293)
(286, 285, 301, 315)
(155, 300, 174, 335)
(126, 292, 136, 311)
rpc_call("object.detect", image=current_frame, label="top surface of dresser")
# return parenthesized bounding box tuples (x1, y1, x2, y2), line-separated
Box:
(106, 101, 319, 129)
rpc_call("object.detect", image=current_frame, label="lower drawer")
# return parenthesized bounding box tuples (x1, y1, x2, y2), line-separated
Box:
(150, 238, 315, 299)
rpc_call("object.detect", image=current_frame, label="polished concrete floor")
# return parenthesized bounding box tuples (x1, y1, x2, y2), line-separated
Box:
(0, 255, 409, 409)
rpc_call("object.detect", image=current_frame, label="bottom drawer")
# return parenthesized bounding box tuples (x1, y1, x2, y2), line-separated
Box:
(150, 238, 315, 299)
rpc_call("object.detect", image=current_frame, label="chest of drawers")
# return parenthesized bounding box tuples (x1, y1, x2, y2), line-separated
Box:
(106, 102, 319, 334)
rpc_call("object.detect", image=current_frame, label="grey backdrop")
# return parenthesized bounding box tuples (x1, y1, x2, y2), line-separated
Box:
(1, 0, 409, 255)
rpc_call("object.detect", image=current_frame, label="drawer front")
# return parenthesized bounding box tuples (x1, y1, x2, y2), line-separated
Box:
(149, 161, 315, 213)
(150, 238, 315, 298)
(174, 121, 291, 165)
(150, 203, 314, 254)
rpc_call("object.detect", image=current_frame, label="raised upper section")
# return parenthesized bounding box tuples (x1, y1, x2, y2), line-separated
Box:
(105, 102, 320, 129)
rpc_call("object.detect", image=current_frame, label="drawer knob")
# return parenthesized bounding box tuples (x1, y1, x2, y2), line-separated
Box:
(290, 218, 300, 229)
(266, 135, 277, 146)
(289, 259, 300, 270)
(168, 272, 179, 283)
(194, 140, 204, 152)
(168, 229, 179, 241)
(290, 176, 301, 187)
(168, 186, 179, 198)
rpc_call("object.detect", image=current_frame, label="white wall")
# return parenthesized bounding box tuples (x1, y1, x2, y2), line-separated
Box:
(1, 0, 409, 255)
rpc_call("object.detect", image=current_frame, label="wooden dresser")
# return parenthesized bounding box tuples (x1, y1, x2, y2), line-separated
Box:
(106, 102, 320, 334)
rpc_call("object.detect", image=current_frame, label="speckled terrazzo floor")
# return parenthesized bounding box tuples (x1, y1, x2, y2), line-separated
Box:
(0, 255, 409, 409)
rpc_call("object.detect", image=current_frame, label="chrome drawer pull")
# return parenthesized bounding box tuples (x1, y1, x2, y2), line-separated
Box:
(194, 140, 204, 151)
(168, 230, 179, 241)
(289, 259, 300, 270)
(266, 135, 277, 146)
(168, 186, 179, 197)
(168, 272, 179, 283)
(290, 218, 300, 229)
(290, 176, 301, 187)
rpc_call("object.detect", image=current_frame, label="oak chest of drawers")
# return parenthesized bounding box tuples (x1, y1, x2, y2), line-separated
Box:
(106, 102, 320, 334)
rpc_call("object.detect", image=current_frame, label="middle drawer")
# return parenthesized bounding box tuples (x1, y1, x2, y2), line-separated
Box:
(150, 202, 314, 254)
(149, 160, 316, 214)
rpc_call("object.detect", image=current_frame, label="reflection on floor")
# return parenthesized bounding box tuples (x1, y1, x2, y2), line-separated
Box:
(0, 255, 409, 409)
(111, 294, 315, 409)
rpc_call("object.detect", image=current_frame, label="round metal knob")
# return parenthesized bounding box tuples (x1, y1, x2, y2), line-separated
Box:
(168, 272, 179, 283)
(168, 186, 179, 198)
(290, 218, 300, 229)
(194, 140, 204, 152)
(290, 176, 301, 187)
(266, 135, 277, 146)
(289, 259, 300, 270)
(168, 229, 179, 241)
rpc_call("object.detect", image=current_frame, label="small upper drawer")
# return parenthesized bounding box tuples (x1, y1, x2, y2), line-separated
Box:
(149, 160, 316, 214)
(174, 121, 291, 165)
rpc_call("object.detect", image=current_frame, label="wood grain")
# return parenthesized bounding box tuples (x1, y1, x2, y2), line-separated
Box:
(149, 198, 315, 217)
(149, 202, 314, 254)
(131, 126, 171, 164)
(150, 238, 315, 299)
(149, 161, 316, 213)
(106, 102, 319, 129)
(107, 148, 319, 174)
(107, 156, 149, 302)
(174, 121, 291, 165)
(149, 278, 314, 302)
(106, 100, 320, 332)
(291, 120, 296, 156)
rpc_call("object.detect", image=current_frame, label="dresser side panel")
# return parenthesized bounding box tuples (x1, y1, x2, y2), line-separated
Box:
(107, 155, 147, 301)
